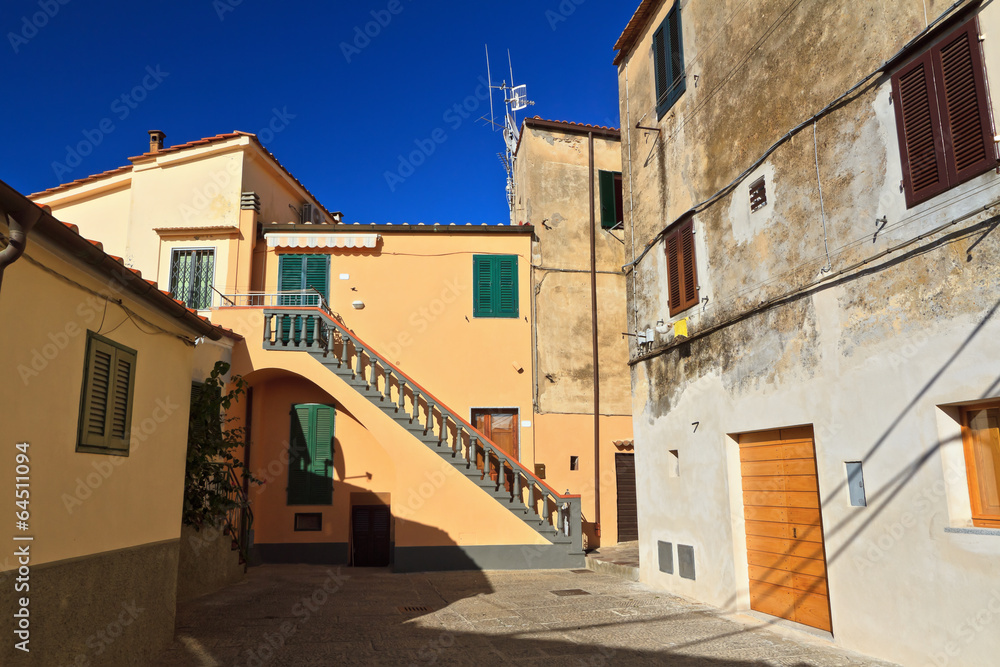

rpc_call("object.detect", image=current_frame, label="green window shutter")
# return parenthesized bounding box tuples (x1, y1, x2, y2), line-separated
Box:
(278, 255, 304, 307)
(107, 347, 136, 451)
(288, 405, 312, 505)
(309, 405, 335, 504)
(599, 171, 617, 229)
(78, 333, 137, 454)
(495, 256, 519, 318)
(655, 1, 686, 117)
(474, 255, 495, 317)
(288, 404, 335, 506)
(304, 255, 330, 303)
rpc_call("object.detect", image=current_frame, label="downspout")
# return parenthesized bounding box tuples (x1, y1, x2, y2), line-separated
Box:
(0, 203, 43, 296)
(625, 62, 638, 336)
(588, 132, 601, 540)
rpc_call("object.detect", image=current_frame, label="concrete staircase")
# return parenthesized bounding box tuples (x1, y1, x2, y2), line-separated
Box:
(262, 307, 584, 565)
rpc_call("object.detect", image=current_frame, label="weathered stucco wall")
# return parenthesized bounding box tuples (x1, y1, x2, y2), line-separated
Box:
(618, 1, 1000, 665)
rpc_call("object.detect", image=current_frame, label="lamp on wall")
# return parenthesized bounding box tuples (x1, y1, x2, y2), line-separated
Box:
(352, 300, 365, 310)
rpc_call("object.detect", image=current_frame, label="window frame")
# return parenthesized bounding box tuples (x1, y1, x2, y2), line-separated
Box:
(960, 401, 1000, 529)
(168, 247, 216, 310)
(76, 331, 137, 456)
(599, 170, 625, 229)
(473, 255, 519, 319)
(890, 15, 998, 208)
(653, 0, 686, 119)
(664, 216, 699, 317)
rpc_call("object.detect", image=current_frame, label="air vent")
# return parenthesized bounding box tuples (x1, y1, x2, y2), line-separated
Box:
(240, 191, 260, 212)
(550, 589, 591, 597)
(398, 606, 432, 613)
(749, 177, 767, 212)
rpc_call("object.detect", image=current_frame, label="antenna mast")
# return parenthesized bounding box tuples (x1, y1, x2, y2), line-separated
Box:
(480, 47, 534, 215)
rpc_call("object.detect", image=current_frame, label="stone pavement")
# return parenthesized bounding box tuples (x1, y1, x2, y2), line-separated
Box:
(154, 565, 898, 666)
(586, 541, 640, 581)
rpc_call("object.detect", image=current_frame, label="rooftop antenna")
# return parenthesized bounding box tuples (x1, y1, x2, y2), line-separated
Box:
(481, 47, 534, 214)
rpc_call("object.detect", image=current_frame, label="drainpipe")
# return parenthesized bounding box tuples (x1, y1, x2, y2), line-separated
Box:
(588, 132, 601, 540)
(0, 202, 44, 296)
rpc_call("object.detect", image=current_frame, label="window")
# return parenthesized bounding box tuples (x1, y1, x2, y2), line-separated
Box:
(664, 217, 698, 316)
(169, 249, 215, 310)
(77, 332, 136, 456)
(294, 513, 323, 531)
(278, 254, 330, 306)
(599, 170, 625, 229)
(653, 0, 686, 118)
(288, 404, 335, 506)
(891, 17, 998, 208)
(749, 177, 767, 213)
(960, 402, 1000, 528)
(473, 255, 518, 318)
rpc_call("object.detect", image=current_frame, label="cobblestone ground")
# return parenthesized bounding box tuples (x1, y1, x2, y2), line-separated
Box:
(154, 565, 899, 666)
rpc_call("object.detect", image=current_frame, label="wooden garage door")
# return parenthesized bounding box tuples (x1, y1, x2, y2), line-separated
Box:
(739, 427, 832, 632)
(616, 453, 639, 542)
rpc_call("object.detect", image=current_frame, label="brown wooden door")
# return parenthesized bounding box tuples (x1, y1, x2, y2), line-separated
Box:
(615, 453, 639, 542)
(739, 427, 832, 632)
(352, 505, 390, 567)
(472, 409, 519, 488)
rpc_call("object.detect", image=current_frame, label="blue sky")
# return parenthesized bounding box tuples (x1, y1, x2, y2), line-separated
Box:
(1, 0, 634, 224)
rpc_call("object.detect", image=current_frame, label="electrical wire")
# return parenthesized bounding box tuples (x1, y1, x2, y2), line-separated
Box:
(623, 0, 975, 275)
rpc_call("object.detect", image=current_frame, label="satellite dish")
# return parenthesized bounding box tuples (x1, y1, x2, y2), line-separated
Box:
(510, 85, 528, 111)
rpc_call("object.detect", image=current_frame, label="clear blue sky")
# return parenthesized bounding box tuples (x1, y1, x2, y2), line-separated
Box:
(1, 0, 634, 224)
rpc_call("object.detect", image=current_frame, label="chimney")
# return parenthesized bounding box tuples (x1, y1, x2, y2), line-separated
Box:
(148, 130, 166, 154)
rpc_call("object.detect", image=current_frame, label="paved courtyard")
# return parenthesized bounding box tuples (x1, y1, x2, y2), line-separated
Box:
(154, 565, 898, 666)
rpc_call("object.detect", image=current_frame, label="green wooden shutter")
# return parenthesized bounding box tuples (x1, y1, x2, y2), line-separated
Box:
(495, 256, 518, 318)
(304, 255, 330, 303)
(655, 1, 686, 117)
(310, 405, 335, 504)
(288, 405, 312, 505)
(79, 339, 114, 448)
(288, 404, 335, 506)
(107, 347, 136, 451)
(599, 171, 617, 229)
(278, 255, 304, 305)
(78, 333, 136, 453)
(474, 255, 495, 317)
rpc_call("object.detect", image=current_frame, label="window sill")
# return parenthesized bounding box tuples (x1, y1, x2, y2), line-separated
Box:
(944, 526, 1000, 537)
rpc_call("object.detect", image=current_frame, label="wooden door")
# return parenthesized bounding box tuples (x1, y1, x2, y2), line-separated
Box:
(739, 427, 832, 632)
(615, 453, 639, 542)
(352, 505, 390, 567)
(472, 409, 519, 489)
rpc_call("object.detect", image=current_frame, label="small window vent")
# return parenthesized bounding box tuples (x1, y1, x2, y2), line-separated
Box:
(398, 606, 432, 613)
(749, 177, 767, 212)
(294, 513, 322, 531)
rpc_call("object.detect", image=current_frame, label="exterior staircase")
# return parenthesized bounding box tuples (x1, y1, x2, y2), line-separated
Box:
(259, 305, 584, 565)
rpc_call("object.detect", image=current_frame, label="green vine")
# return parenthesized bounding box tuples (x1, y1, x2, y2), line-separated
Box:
(183, 361, 257, 529)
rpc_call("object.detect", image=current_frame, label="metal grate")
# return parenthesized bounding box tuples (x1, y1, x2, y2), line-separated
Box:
(550, 589, 591, 597)
(749, 177, 767, 212)
(570, 569, 594, 575)
(169, 248, 215, 310)
(398, 606, 432, 613)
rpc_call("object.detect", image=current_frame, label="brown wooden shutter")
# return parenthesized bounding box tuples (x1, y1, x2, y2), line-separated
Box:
(892, 51, 949, 207)
(934, 19, 998, 186)
(666, 217, 698, 316)
(679, 218, 699, 311)
(666, 230, 682, 314)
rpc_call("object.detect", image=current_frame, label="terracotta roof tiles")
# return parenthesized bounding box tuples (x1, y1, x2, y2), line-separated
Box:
(614, 0, 663, 66)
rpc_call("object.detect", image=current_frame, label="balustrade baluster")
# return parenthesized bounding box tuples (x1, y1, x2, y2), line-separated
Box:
(484, 449, 491, 479)
(340, 336, 351, 367)
(263, 314, 271, 345)
(397, 382, 407, 413)
(383, 370, 393, 402)
(425, 402, 436, 435)
(354, 347, 364, 380)
(410, 392, 422, 424)
(369, 358, 378, 391)
(514, 472, 521, 503)
(313, 317, 322, 349)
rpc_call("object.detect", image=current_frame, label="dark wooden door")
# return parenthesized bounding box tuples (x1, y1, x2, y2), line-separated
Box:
(352, 505, 390, 567)
(739, 427, 832, 632)
(472, 409, 519, 489)
(615, 453, 639, 542)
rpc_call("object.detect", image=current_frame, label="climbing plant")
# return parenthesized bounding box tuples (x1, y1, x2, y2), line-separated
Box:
(183, 361, 257, 529)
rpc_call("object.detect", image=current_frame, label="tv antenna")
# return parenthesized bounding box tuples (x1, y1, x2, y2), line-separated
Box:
(482, 46, 534, 213)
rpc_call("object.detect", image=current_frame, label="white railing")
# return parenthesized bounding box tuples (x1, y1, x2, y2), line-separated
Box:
(216, 291, 325, 309)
